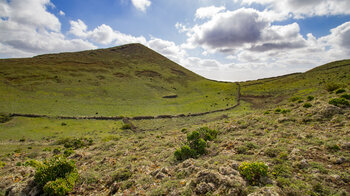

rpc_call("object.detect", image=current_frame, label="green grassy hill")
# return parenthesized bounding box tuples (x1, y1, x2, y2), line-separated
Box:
(240, 59, 350, 108)
(0, 44, 238, 117)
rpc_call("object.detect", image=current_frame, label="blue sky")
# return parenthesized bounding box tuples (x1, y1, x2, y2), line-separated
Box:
(1, 0, 350, 81)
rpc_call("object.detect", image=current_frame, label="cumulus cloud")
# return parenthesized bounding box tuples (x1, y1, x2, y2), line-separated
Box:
(240, 0, 350, 18)
(195, 6, 226, 19)
(59, 10, 65, 16)
(69, 19, 147, 45)
(0, 0, 96, 57)
(184, 8, 306, 54)
(131, 0, 151, 12)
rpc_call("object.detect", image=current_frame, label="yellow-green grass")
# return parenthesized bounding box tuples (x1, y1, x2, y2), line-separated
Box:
(0, 44, 238, 117)
(240, 59, 350, 106)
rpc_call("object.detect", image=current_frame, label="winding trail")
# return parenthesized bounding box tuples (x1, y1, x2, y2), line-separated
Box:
(9, 83, 241, 121)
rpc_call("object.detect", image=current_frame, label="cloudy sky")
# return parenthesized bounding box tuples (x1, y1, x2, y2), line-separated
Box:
(1, 0, 350, 81)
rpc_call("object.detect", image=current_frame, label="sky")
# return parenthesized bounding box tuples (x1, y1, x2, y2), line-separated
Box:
(0, 0, 350, 81)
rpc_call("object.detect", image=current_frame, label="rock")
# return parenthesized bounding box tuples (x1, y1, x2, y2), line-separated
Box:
(219, 166, 239, 176)
(109, 182, 121, 195)
(155, 172, 166, 179)
(194, 182, 215, 194)
(335, 157, 346, 164)
(319, 105, 343, 119)
(5, 178, 41, 196)
(278, 117, 296, 123)
(297, 159, 309, 169)
(194, 170, 221, 185)
(181, 158, 194, 168)
(248, 187, 280, 196)
(160, 167, 169, 175)
(230, 161, 240, 170)
(342, 142, 350, 150)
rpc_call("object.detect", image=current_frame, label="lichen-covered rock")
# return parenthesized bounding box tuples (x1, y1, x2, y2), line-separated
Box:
(194, 182, 215, 194)
(219, 166, 239, 176)
(248, 187, 280, 196)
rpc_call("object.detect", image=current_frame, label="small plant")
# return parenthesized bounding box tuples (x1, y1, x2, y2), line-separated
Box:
(340, 94, 350, 100)
(335, 89, 346, 94)
(280, 109, 291, 114)
(303, 103, 312, 108)
(34, 156, 78, 196)
(265, 148, 280, 158)
(121, 124, 132, 130)
(326, 143, 340, 152)
(289, 96, 302, 102)
(239, 161, 268, 185)
(63, 148, 75, 157)
(264, 111, 270, 115)
(329, 98, 350, 107)
(0, 113, 12, 123)
(0, 161, 6, 168)
(274, 108, 282, 113)
(174, 127, 217, 161)
(307, 96, 314, 101)
(326, 83, 341, 92)
(112, 168, 132, 182)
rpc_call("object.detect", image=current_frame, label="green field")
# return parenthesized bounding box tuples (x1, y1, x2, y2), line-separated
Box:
(0, 44, 238, 117)
(0, 45, 349, 195)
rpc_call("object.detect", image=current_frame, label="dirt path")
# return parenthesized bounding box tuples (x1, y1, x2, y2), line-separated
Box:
(9, 83, 241, 121)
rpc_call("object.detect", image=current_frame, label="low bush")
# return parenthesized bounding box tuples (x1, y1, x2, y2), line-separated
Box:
(335, 89, 346, 94)
(303, 103, 312, 108)
(340, 94, 350, 100)
(121, 124, 132, 130)
(329, 98, 350, 107)
(0, 113, 12, 123)
(325, 83, 341, 92)
(55, 137, 93, 149)
(239, 161, 268, 185)
(174, 127, 217, 161)
(34, 156, 78, 196)
(112, 168, 132, 182)
(307, 96, 314, 101)
(289, 96, 302, 102)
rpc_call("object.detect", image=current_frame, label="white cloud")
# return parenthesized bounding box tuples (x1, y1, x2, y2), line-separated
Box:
(131, 0, 151, 12)
(184, 8, 306, 54)
(69, 19, 147, 45)
(240, 0, 350, 18)
(195, 6, 226, 19)
(59, 10, 65, 16)
(0, 0, 96, 57)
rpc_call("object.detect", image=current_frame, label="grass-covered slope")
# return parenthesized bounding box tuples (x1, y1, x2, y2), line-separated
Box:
(240, 59, 350, 108)
(0, 44, 238, 116)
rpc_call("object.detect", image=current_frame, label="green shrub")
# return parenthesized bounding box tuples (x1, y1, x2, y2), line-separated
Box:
(121, 124, 132, 130)
(307, 96, 315, 101)
(0, 113, 12, 123)
(326, 143, 340, 152)
(24, 159, 42, 168)
(112, 168, 132, 182)
(174, 127, 217, 161)
(274, 108, 282, 113)
(326, 83, 341, 92)
(0, 161, 6, 168)
(265, 148, 280, 158)
(55, 137, 93, 149)
(303, 103, 312, 108)
(239, 161, 268, 185)
(174, 145, 196, 161)
(329, 98, 350, 107)
(340, 94, 350, 100)
(289, 96, 302, 102)
(34, 156, 78, 196)
(63, 149, 75, 157)
(281, 109, 291, 114)
(335, 89, 346, 94)
(264, 111, 270, 115)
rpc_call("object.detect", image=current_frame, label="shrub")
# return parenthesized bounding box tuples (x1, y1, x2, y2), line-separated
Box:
(335, 89, 346, 94)
(112, 168, 132, 182)
(307, 96, 315, 101)
(264, 111, 270, 115)
(265, 148, 280, 158)
(340, 94, 350, 100)
(303, 103, 312, 108)
(274, 108, 282, 113)
(326, 143, 340, 152)
(0, 113, 12, 123)
(329, 98, 350, 107)
(55, 137, 93, 149)
(0, 161, 6, 168)
(34, 156, 78, 196)
(289, 96, 302, 102)
(280, 109, 291, 114)
(239, 161, 268, 185)
(326, 83, 341, 92)
(63, 148, 75, 157)
(174, 127, 217, 161)
(121, 124, 132, 130)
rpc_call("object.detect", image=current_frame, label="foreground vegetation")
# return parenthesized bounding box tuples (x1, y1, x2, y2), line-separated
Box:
(0, 46, 349, 195)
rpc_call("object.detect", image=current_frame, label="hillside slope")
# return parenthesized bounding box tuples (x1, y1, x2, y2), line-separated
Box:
(0, 44, 238, 116)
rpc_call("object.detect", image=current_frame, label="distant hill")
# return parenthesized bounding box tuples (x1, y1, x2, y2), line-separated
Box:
(0, 44, 238, 116)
